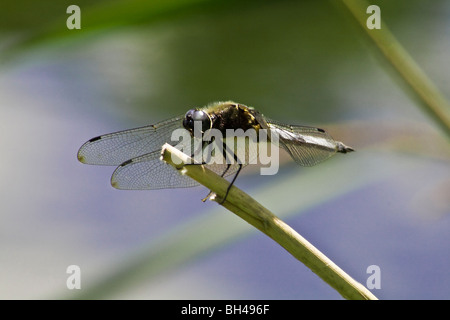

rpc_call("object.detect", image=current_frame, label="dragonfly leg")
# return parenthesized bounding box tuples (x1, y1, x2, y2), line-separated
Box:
(201, 162, 232, 202)
(220, 163, 242, 204)
(201, 140, 242, 204)
(218, 141, 242, 204)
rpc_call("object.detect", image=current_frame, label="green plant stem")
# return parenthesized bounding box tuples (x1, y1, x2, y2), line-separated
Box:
(341, 0, 450, 138)
(161, 143, 378, 300)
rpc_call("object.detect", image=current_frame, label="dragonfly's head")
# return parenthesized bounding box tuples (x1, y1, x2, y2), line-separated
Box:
(183, 109, 212, 135)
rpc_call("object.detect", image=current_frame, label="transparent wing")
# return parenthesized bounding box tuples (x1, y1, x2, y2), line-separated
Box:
(77, 115, 184, 166)
(111, 150, 200, 189)
(267, 119, 340, 166)
(79, 118, 249, 190)
(111, 148, 243, 190)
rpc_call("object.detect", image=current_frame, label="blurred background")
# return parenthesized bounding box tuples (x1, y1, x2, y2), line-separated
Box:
(1, 0, 449, 299)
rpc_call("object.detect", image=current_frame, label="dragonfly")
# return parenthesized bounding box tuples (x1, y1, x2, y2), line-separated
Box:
(77, 101, 354, 201)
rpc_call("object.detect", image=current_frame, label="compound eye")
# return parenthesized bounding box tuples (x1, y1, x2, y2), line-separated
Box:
(183, 109, 195, 131)
(183, 109, 211, 133)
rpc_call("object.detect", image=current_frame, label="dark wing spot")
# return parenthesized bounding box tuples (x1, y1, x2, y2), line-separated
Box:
(119, 159, 133, 167)
(88, 136, 102, 143)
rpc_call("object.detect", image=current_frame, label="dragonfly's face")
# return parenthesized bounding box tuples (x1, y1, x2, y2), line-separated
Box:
(183, 109, 212, 135)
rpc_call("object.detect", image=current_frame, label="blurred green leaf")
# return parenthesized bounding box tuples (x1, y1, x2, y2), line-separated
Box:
(341, 0, 450, 138)
(1, 0, 237, 61)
